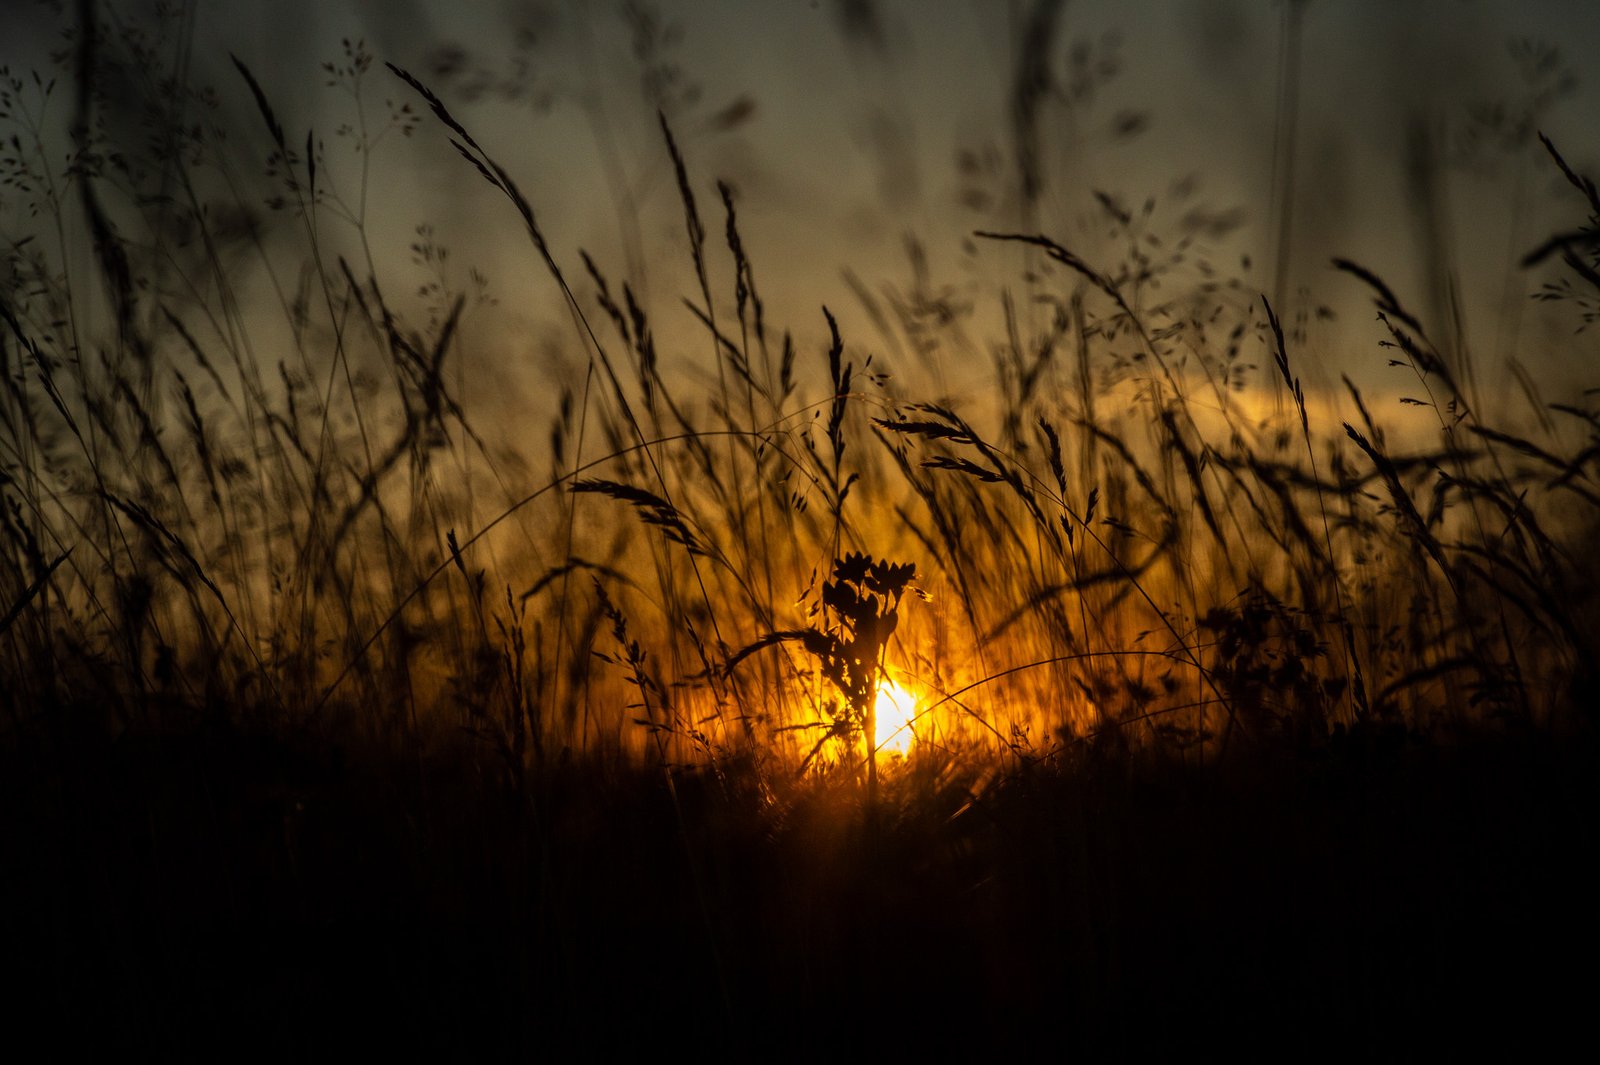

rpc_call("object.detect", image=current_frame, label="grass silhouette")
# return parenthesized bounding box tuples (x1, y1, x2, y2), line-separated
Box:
(1, 6, 1597, 1057)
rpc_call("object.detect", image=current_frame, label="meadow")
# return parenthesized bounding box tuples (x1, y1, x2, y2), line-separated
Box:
(2, 5, 1596, 1056)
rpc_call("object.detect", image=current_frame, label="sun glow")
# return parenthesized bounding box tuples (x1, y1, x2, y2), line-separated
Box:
(873, 679, 919, 756)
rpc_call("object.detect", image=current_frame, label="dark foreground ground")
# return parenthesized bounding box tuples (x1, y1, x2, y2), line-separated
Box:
(3, 711, 1594, 1060)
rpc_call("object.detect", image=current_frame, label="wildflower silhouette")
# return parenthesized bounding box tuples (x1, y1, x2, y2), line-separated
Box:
(727, 552, 916, 778)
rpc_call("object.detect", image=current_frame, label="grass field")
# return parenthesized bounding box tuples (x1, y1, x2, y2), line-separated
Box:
(2, 5, 1597, 1056)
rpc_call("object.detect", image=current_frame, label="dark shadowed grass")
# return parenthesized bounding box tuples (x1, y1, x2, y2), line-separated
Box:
(2, 8, 1599, 1055)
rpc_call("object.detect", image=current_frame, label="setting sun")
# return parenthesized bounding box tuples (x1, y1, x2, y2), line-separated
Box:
(873, 679, 919, 756)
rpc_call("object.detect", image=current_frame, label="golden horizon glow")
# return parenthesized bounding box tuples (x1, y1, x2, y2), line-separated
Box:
(873, 679, 919, 757)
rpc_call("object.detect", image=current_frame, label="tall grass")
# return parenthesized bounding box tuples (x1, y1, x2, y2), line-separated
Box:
(4, 11, 1600, 1055)
(2, 9, 1597, 791)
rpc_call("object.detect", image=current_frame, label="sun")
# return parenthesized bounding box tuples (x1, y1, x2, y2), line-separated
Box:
(873, 678, 919, 756)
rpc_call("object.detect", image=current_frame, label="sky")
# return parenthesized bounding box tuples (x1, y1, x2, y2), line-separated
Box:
(5, 0, 1600, 424)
